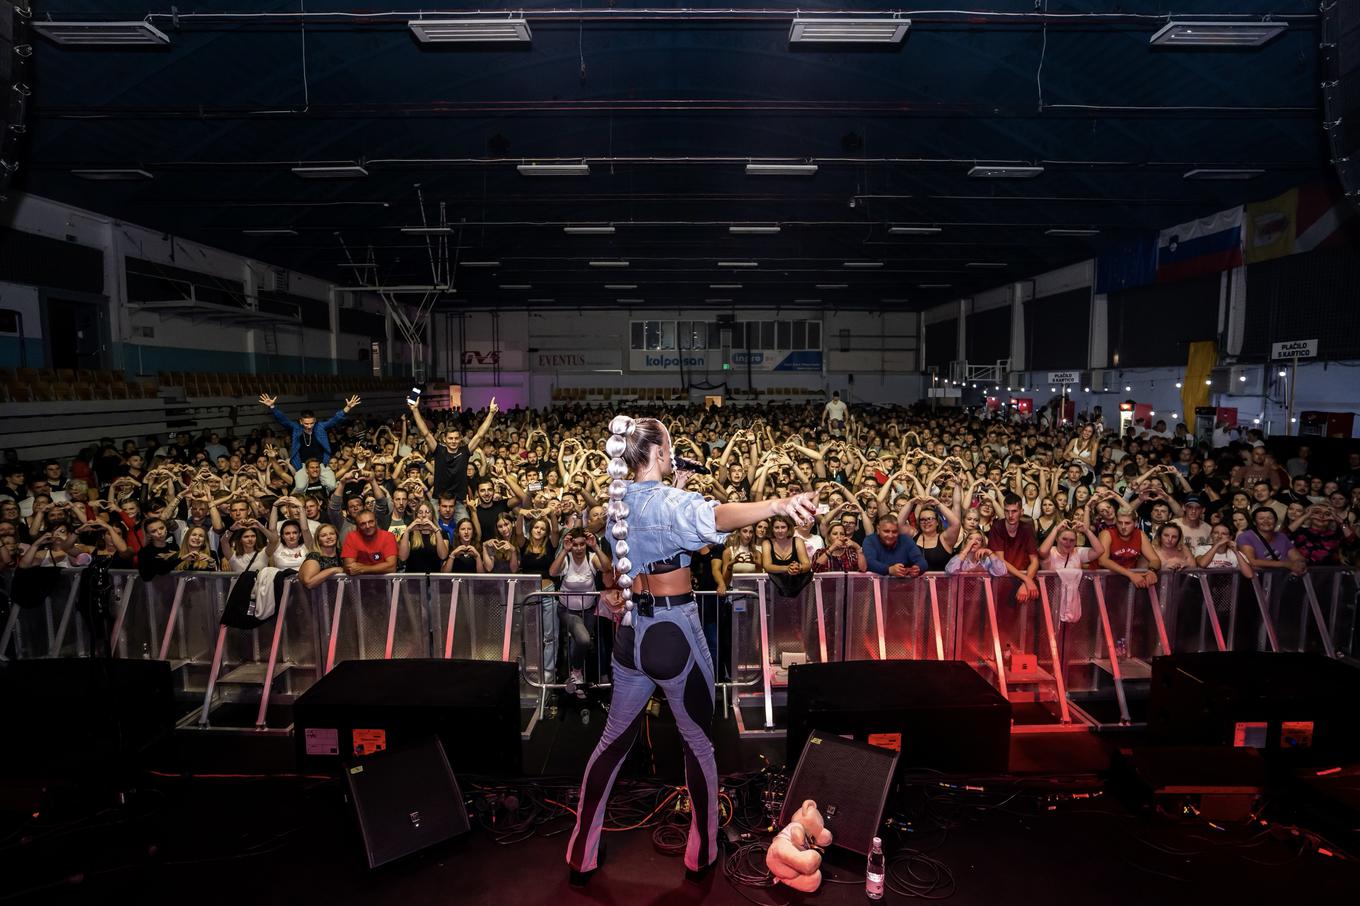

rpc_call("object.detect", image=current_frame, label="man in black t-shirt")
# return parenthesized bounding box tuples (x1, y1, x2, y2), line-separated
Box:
(473, 476, 513, 543)
(409, 397, 498, 522)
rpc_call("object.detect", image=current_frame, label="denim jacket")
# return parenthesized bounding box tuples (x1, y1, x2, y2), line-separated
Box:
(272, 407, 346, 469)
(608, 481, 728, 578)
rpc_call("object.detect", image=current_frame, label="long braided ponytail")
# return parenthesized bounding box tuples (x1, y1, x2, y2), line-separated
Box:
(604, 414, 668, 626)
(606, 415, 638, 624)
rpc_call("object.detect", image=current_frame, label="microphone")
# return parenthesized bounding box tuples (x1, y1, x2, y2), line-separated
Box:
(674, 456, 711, 475)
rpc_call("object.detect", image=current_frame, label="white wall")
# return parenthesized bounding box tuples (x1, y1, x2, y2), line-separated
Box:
(438, 307, 920, 407)
(2, 192, 386, 376)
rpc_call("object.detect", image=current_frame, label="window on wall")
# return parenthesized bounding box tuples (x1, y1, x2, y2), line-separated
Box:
(631, 319, 821, 350)
(679, 320, 708, 350)
(629, 320, 676, 350)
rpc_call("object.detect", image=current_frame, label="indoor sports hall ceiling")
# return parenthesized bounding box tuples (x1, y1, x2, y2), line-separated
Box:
(19, 2, 1329, 310)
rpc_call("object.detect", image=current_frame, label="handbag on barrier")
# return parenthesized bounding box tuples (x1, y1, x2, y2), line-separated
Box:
(221, 551, 295, 629)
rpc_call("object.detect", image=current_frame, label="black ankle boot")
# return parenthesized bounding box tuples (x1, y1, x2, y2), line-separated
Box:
(569, 840, 607, 887)
(684, 858, 718, 884)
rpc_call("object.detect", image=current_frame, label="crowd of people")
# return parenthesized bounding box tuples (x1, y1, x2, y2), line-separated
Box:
(3, 390, 1357, 681)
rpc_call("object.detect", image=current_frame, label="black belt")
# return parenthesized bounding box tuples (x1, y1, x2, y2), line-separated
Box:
(634, 593, 695, 617)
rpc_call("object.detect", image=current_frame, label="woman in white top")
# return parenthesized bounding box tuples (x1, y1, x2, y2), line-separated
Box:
(723, 524, 761, 578)
(271, 518, 311, 570)
(224, 522, 278, 573)
(794, 520, 825, 558)
(1194, 522, 1255, 578)
(1038, 518, 1106, 570)
(1064, 423, 1101, 468)
(550, 528, 606, 696)
(1037, 518, 1106, 623)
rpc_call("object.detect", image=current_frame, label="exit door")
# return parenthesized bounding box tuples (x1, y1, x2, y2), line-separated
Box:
(45, 297, 106, 370)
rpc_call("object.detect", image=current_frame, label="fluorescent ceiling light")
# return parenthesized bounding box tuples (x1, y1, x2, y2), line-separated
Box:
(1045, 228, 1101, 237)
(890, 226, 942, 235)
(1149, 20, 1287, 48)
(843, 261, 883, 268)
(965, 262, 1007, 268)
(882, 298, 911, 303)
(968, 165, 1044, 178)
(918, 283, 953, 289)
(292, 164, 368, 179)
(401, 226, 453, 235)
(528, 298, 555, 303)
(518, 162, 589, 177)
(717, 261, 758, 268)
(409, 18, 532, 44)
(589, 260, 629, 267)
(564, 225, 616, 235)
(794, 299, 822, 303)
(242, 229, 297, 237)
(1183, 168, 1264, 180)
(789, 17, 910, 45)
(616, 298, 645, 304)
(460, 260, 501, 267)
(745, 163, 818, 177)
(71, 168, 153, 181)
(816, 284, 848, 289)
(705, 298, 733, 303)
(499, 284, 531, 290)
(729, 225, 781, 234)
(33, 21, 170, 46)
(604, 284, 637, 290)
(710, 284, 743, 289)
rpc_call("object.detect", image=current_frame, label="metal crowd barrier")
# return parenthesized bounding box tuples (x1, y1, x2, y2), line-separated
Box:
(0, 565, 1355, 734)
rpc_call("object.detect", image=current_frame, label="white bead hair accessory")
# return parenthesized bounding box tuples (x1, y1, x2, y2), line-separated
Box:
(609, 415, 637, 436)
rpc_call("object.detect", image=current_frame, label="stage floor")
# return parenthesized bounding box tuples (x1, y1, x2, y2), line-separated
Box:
(3, 768, 1358, 906)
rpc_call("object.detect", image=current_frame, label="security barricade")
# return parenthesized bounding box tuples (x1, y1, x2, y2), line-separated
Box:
(322, 573, 432, 668)
(3, 565, 1355, 735)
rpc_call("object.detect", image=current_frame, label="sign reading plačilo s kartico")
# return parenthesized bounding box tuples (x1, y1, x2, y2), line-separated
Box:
(1270, 339, 1318, 360)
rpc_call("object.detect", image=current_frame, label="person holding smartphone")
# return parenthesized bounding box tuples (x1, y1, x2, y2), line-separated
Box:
(408, 396, 498, 524)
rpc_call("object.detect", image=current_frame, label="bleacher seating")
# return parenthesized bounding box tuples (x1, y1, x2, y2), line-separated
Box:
(0, 369, 418, 404)
(0, 368, 158, 403)
(157, 372, 412, 399)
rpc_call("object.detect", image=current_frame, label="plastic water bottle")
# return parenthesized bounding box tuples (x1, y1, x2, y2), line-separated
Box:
(866, 835, 885, 899)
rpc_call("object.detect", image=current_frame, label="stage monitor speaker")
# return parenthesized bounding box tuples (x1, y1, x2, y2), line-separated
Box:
(344, 736, 470, 869)
(1323, 0, 1360, 209)
(0, 657, 174, 773)
(780, 731, 898, 856)
(294, 659, 521, 775)
(787, 660, 1011, 775)
(1148, 652, 1360, 763)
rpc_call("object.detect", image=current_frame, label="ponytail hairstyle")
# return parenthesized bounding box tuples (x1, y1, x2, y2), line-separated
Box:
(606, 415, 667, 625)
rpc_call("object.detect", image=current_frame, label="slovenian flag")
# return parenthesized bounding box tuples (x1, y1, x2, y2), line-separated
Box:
(1156, 206, 1244, 283)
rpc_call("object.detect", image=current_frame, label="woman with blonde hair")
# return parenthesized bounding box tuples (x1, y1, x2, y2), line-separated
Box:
(566, 415, 816, 887)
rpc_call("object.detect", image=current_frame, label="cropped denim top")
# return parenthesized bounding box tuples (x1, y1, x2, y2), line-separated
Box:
(608, 481, 729, 578)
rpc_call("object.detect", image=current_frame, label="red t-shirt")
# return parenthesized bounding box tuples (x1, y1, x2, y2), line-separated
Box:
(987, 521, 1038, 571)
(341, 529, 397, 566)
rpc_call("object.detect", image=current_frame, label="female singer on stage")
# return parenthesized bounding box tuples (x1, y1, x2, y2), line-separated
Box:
(566, 416, 817, 885)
